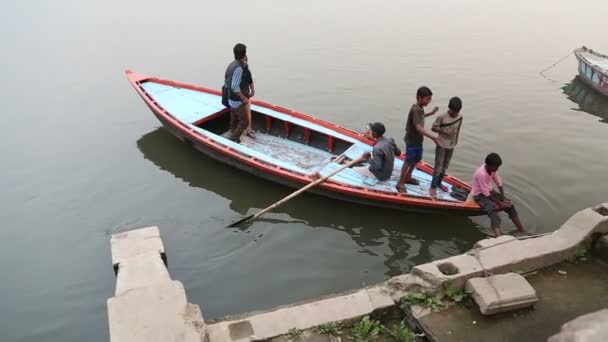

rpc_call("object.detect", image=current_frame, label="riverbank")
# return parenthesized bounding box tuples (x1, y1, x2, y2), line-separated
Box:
(107, 202, 608, 341)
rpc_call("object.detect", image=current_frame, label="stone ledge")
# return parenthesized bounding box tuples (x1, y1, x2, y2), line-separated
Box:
(108, 227, 206, 342)
(105, 204, 608, 342)
(410, 205, 608, 290)
(111, 226, 165, 268)
(206, 286, 395, 341)
(476, 207, 608, 275)
(385, 274, 434, 301)
(465, 273, 538, 315)
(548, 309, 608, 342)
(115, 251, 171, 296)
(108, 280, 206, 342)
(412, 254, 484, 290)
(473, 235, 516, 249)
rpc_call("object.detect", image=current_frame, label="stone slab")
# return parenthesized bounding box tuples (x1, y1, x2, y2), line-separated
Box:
(111, 226, 165, 267)
(548, 309, 608, 342)
(414, 260, 608, 342)
(206, 287, 395, 341)
(475, 234, 571, 274)
(385, 274, 434, 301)
(115, 251, 171, 296)
(465, 273, 537, 315)
(473, 207, 608, 276)
(552, 207, 608, 242)
(108, 280, 205, 342)
(473, 235, 516, 249)
(412, 254, 484, 289)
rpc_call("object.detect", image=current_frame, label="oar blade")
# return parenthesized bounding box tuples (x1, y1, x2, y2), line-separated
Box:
(227, 214, 255, 228)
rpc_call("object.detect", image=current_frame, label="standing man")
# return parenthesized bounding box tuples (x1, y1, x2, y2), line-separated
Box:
(224, 43, 250, 143)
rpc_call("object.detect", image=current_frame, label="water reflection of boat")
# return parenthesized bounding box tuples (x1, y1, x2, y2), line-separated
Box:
(562, 76, 608, 124)
(573, 46, 608, 97)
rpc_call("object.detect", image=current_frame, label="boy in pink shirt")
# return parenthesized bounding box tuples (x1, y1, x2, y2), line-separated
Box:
(472, 153, 526, 237)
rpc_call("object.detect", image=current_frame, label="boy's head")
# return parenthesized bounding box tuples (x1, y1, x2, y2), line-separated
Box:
(369, 122, 386, 139)
(416, 86, 433, 107)
(448, 97, 462, 117)
(233, 43, 247, 61)
(484, 153, 502, 174)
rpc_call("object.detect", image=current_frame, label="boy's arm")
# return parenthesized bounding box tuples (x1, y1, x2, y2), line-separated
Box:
(431, 116, 453, 136)
(425, 106, 439, 117)
(368, 149, 385, 173)
(493, 172, 505, 200)
(415, 123, 439, 144)
(493, 173, 511, 207)
(413, 110, 439, 144)
(497, 186, 507, 201)
(392, 140, 402, 156)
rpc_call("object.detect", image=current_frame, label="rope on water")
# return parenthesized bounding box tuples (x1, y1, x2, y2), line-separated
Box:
(539, 51, 573, 82)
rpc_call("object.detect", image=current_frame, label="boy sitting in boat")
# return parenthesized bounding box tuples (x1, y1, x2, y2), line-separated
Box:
(472, 153, 527, 237)
(429, 97, 463, 199)
(354, 122, 401, 181)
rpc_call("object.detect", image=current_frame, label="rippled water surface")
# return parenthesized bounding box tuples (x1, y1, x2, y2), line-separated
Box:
(1, 1, 607, 341)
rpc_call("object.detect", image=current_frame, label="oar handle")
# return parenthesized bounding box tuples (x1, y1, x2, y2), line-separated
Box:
(248, 156, 366, 222)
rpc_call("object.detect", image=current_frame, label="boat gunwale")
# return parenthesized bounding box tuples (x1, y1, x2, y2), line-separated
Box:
(125, 70, 482, 213)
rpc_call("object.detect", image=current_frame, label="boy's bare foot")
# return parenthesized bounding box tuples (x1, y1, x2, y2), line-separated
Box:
(245, 129, 256, 138)
(405, 178, 419, 185)
(395, 184, 407, 193)
(493, 227, 502, 238)
(429, 188, 437, 200)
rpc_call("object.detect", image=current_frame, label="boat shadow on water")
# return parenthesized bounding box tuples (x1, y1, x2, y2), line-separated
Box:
(562, 76, 608, 124)
(137, 128, 487, 275)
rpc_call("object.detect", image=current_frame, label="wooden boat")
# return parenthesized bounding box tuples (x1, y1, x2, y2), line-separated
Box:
(126, 70, 483, 215)
(574, 46, 608, 97)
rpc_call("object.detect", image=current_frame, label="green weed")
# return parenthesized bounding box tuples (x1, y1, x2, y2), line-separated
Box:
(390, 322, 415, 342)
(316, 321, 342, 339)
(287, 327, 302, 342)
(351, 315, 382, 342)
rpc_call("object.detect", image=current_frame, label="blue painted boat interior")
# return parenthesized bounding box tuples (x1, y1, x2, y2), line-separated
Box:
(141, 81, 458, 201)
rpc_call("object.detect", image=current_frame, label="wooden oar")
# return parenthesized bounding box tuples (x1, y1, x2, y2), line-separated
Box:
(227, 156, 366, 227)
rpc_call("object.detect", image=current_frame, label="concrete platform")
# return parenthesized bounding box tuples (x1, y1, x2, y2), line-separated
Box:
(107, 226, 206, 342)
(412, 258, 608, 342)
(108, 281, 206, 342)
(548, 309, 608, 342)
(206, 285, 395, 341)
(110, 226, 165, 270)
(412, 204, 608, 290)
(466, 273, 538, 315)
(105, 203, 608, 342)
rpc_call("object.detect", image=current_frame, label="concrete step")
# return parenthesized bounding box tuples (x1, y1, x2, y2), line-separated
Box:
(465, 273, 538, 315)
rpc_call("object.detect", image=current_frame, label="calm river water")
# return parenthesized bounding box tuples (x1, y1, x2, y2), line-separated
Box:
(1, 0, 607, 341)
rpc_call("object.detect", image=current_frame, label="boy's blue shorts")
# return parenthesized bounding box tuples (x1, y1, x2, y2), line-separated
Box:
(405, 144, 423, 164)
